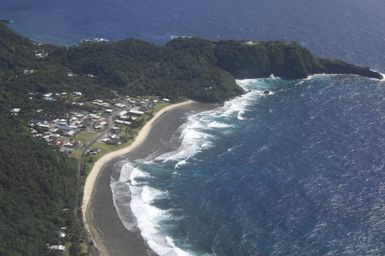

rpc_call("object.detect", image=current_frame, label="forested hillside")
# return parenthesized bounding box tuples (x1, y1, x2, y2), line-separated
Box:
(51, 37, 382, 103)
(0, 115, 80, 256)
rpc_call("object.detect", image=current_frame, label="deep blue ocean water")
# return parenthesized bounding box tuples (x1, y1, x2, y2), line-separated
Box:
(112, 76, 385, 255)
(3, 1, 385, 255)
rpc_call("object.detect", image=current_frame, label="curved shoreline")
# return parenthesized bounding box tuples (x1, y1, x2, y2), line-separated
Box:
(82, 100, 209, 255)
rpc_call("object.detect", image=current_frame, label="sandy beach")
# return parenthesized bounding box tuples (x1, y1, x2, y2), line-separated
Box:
(82, 100, 214, 256)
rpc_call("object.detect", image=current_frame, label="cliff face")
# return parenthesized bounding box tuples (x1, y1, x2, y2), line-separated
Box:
(212, 40, 383, 80)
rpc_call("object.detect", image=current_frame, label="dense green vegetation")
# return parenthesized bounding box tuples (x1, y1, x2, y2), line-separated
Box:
(52, 38, 242, 102)
(0, 21, 383, 256)
(0, 115, 79, 256)
(213, 40, 383, 79)
(51, 38, 383, 103)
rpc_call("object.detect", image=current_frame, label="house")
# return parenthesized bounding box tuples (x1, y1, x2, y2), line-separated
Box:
(35, 53, 44, 58)
(10, 108, 21, 116)
(23, 69, 35, 75)
(111, 126, 120, 133)
(63, 130, 76, 137)
(101, 134, 119, 144)
(118, 110, 130, 120)
(43, 93, 55, 101)
(63, 141, 76, 148)
(49, 128, 59, 133)
(36, 122, 50, 132)
(105, 109, 114, 115)
(94, 124, 103, 130)
(115, 103, 126, 108)
(128, 108, 144, 116)
(89, 114, 101, 120)
(115, 120, 132, 126)
(56, 124, 76, 136)
(56, 119, 68, 126)
(56, 139, 64, 146)
(43, 93, 53, 98)
(100, 121, 108, 126)
(101, 136, 111, 143)
(48, 245, 65, 252)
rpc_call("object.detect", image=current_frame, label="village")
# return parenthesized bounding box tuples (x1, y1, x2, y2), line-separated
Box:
(22, 91, 171, 161)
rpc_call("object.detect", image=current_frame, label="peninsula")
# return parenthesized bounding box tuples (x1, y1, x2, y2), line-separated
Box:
(0, 21, 383, 255)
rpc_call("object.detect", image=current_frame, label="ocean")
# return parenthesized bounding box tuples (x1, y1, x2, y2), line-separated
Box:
(112, 75, 385, 255)
(3, 1, 385, 255)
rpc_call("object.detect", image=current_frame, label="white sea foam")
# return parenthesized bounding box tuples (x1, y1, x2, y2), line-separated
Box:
(269, 74, 280, 80)
(155, 80, 268, 167)
(155, 113, 216, 168)
(207, 121, 233, 129)
(129, 168, 196, 256)
(112, 161, 196, 256)
(129, 164, 151, 186)
(110, 162, 139, 231)
(221, 90, 261, 120)
(380, 73, 385, 82)
(235, 78, 259, 87)
(306, 73, 345, 81)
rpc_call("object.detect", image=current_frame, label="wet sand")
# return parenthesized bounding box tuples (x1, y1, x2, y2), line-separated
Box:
(83, 101, 214, 256)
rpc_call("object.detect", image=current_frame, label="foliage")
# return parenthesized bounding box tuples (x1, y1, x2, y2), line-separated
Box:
(0, 115, 78, 256)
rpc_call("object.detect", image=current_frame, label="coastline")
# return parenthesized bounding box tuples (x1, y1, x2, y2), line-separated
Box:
(82, 100, 215, 256)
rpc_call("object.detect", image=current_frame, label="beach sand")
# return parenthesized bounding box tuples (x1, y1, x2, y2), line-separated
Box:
(82, 100, 215, 256)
